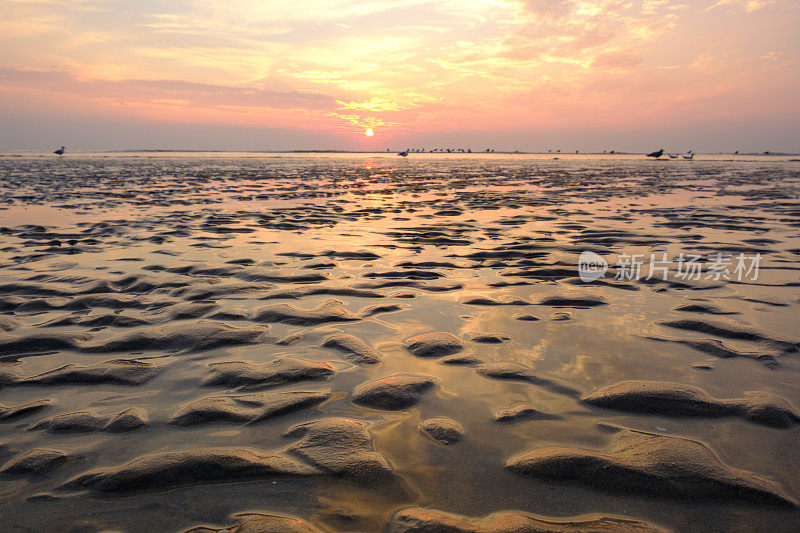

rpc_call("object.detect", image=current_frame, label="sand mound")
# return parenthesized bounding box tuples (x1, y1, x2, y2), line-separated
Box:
(506, 430, 797, 506)
(360, 303, 403, 317)
(157, 302, 218, 320)
(674, 303, 738, 315)
(202, 358, 335, 390)
(660, 319, 798, 351)
(469, 333, 511, 344)
(352, 375, 437, 410)
(1, 449, 68, 476)
(477, 362, 579, 396)
(254, 300, 360, 325)
(322, 334, 382, 364)
(285, 417, 394, 480)
(234, 269, 328, 283)
(19, 359, 159, 386)
(0, 398, 51, 420)
(462, 296, 530, 306)
(582, 381, 800, 428)
(184, 512, 322, 533)
(30, 408, 147, 433)
(387, 508, 666, 533)
(364, 270, 442, 280)
(494, 403, 558, 423)
(404, 332, 463, 357)
(477, 362, 537, 381)
(83, 321, 266, 353)
(356, 280, 463, 292)
(0, 332, 92, 356)
(657, 337, 779, 366)
(320, 250, 380, 260)
(171, 390, 330, 426)
(260, 286, 385, 300)
(418, 417, 464, 445)
(534, 295, 608, 307)
(45, 313, 151, 328)
(62, 448, 318, 493)
(440, 353, 481, 365)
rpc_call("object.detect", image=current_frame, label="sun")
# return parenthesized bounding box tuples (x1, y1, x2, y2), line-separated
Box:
(365, 128, 374, 137)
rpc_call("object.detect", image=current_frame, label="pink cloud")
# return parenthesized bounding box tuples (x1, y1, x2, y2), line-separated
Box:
(0, 68, 337, 110)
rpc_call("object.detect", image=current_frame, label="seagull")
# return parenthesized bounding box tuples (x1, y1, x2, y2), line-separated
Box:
(682, 151, 694, 160)
(647, 149, 664, 158)
(398, 149, 409, 157)
(54, 146, 65, 156)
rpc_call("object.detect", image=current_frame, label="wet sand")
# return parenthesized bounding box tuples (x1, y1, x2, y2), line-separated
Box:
(1, 153, 799, 532)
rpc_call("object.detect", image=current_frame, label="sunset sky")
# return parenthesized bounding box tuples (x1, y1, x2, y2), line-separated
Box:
(1, 0, 798, 152)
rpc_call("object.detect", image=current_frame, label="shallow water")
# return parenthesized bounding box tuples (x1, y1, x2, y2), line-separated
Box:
(1, 154, 800, 532)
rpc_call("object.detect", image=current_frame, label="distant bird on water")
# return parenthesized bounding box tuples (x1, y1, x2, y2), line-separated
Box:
(54, 146, 65, 156)
(647, 149, 664, 158)
(682, 151, 694, 160)
(398, 149, 409, 157)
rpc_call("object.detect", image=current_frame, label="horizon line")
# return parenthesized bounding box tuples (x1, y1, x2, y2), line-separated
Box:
(3, 149, 800, 156)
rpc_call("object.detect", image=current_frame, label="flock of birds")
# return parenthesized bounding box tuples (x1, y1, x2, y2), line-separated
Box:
(394, 148, 488, 156)
(647, 149, 694, 160)
(49, 146, 767, 160)
(396, 147, 697, 159)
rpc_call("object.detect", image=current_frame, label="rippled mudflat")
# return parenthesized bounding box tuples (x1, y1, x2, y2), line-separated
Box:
(1, 153, 799, 532)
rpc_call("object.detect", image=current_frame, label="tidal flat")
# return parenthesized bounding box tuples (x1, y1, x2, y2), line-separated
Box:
(1, 153, 799, 532)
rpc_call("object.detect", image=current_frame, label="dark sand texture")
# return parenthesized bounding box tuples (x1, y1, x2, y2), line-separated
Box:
(1, 154, 799, 532)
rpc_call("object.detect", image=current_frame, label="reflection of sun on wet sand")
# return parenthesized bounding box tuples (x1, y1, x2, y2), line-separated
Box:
(1, 154, 800, 531)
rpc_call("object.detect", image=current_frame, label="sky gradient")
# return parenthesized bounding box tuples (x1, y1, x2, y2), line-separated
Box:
(1, 0, 798, 152)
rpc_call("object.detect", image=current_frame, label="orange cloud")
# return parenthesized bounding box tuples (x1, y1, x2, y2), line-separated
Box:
(0, 0, 797, 149)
